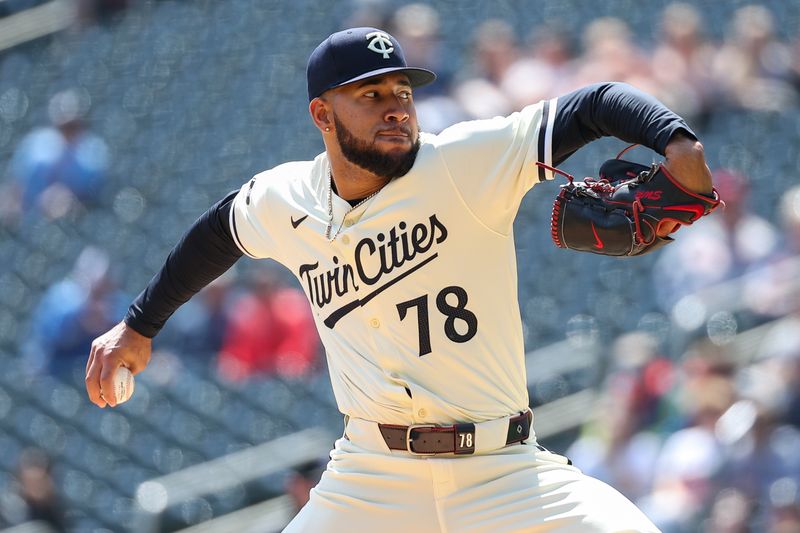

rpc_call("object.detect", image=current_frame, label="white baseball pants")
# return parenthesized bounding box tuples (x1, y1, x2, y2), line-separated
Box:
(283, 416, 660, 532)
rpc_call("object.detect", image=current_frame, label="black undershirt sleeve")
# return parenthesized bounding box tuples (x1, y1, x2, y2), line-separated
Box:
(124, 190, 244, 338)
(550, 82, 696, 166)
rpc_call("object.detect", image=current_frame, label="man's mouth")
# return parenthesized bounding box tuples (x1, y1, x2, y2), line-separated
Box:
(376, 128, 411, 140)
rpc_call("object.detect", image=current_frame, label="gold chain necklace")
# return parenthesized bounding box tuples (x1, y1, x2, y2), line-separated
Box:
(325, 171, 380, 241)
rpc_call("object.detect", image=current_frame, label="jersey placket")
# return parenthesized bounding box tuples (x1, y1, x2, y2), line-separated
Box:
(328, 194, 385, 339)
(328, 191, 373, 243)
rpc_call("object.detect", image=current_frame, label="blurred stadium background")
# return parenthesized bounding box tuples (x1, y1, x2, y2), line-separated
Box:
(0, 0, 799, 531)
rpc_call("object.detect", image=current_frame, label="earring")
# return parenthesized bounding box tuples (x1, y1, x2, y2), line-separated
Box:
(325, 127, 331, 132)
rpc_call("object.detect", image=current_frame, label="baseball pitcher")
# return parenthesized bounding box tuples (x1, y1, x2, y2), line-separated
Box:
(85, 27, 719, 532)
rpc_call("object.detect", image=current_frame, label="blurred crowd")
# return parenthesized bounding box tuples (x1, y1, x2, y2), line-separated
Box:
(1, 0, 799, 531)
(18, 241, 320, 381)
(0, 0, 129, 26)
(1, 448, 67, 532)
(1, 83, 321, 382)
(568, 316, 800, 532)
(348, 2, 800, 132)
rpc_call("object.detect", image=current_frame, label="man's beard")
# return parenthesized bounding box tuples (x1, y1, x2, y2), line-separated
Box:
(334, 114, 420, 179)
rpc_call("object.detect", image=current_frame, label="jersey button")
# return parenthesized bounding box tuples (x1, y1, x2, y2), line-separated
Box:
(344, 219, 353, 227)
(369, 318, 380, 328)
(341, 235, 350, 245)
(417, 408, 427, 418)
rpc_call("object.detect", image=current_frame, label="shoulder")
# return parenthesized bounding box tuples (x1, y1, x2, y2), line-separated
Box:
(246, 157, 322, 200)
(424, 101, 549, 150)
(252, 159, 318, 186)
(236, 156, 327, 233)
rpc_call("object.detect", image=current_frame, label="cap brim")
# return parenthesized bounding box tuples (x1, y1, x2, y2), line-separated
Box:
(327, 67, 436, 94)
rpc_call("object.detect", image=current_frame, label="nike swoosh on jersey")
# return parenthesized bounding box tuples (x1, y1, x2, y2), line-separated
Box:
(291, 214, 309, 229)
(591, 222, 604, 249)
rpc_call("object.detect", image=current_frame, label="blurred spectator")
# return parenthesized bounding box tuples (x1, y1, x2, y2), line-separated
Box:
(782, 186, 800, 257)
(638, 370, 734, 531)
(75, 0, 129, 27)
(284, 459, 326, 516)
(2, 89, 109, 225)
(452, 19, 518, 118)
(572, 17, 656, 94)
(768, 478, 800, 533)
(12, 448, 67, 532)
(388, 4, 453, 98)
(501, 24, 576, 108)
(711, 4, 797, 111)
(703, 488, 752, 533)
(717, 399, 800, 512)
(757, 316, 800, 430)
(389, 4, 468, 133)
(344, 0, 393, 29)
(650, 3, 720, 121)
(715, 345, 800, 527)
(468, 19, 519, 86)
(162, 272, 236, 358)
(652, 168, 780, 312)
(742, 185, 800, 317)
(414, 93, 469, 134)
(567, 333, 668, 502)
(22, 246, 128, 376)
(217, 270, 319, 381)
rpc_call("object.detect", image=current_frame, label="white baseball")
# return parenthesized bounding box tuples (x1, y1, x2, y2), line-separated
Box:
(105, 366, 135, 405)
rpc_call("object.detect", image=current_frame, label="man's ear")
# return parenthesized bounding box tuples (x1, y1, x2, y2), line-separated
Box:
(309, 97, 333, 133)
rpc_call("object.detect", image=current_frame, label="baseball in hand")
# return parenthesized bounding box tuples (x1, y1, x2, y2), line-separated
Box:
(103, 366, 135, 405)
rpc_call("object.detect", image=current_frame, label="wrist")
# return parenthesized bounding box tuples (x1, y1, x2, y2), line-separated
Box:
(665, 132, 704, 158)
(662, 141, 713, 196)
(122, 315, 157, 340)
(124, 322, 150, 340)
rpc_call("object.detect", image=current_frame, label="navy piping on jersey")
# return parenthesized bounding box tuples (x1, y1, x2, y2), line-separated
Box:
(228, 200, 256, 259)
(537, 99, 551, 183)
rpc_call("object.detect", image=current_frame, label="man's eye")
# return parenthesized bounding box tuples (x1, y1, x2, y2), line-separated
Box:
(399, 92, 412, 100)
(364, 91, 377, 98)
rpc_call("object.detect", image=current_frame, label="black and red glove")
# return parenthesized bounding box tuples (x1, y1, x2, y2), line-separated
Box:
(542, 150, 721, 257)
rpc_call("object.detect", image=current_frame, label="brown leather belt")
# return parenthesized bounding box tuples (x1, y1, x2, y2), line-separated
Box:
(377, 410, 532, 455)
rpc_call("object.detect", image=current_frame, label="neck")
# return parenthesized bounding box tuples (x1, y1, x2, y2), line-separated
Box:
(327, 154, 390, 201)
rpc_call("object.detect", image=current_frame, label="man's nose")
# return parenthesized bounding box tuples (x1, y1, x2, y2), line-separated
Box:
(384, 101, 410, 123)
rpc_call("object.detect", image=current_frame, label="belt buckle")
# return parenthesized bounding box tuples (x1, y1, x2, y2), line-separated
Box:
(406, 424, 438, 455)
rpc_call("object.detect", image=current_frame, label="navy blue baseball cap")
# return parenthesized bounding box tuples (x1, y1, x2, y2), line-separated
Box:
(307, 27, 437, 101)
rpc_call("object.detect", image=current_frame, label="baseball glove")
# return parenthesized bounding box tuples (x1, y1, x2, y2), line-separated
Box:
(540, 147, 721, 257)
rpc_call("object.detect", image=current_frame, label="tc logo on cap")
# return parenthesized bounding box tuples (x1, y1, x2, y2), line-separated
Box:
(306, 27, 436, 101)
(366, 31, 394, 59)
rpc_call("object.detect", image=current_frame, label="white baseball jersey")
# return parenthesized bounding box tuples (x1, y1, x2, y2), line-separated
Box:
(230, 99, 558, 426)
